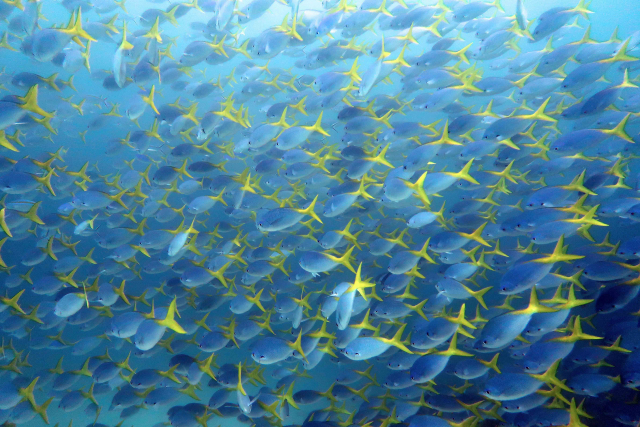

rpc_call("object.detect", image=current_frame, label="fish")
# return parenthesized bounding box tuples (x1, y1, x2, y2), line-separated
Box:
(0, 0, 638, 426)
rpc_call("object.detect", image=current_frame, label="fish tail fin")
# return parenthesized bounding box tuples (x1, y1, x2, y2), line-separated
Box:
(232, 38, 252, 59)
(142, 85, 160, 115)
(81, 383, 98, 406)
(209, 190, 228, 207)
(63, 75, 76, 92)
(119, 21, 134, 50)
(459, 71, 483, 93)
(576, 205, 608, 227)
(199, 354, 217, 380)
(2, 289, 25, 314)
(132, 244, 150, 257)
(571, 316, 602, 341)
(287, 331, 308, 361)
(511, 287, 557, 315)
(355, 365, 378, 385)
(183, 103, 199, 124)
(107, 188, 129, 209)
(576, 25, 594, 45)
(400, 24, 417, 44)
(80, 247, 97, 265)
(113, 280, 130, 305)
(33, 169, 56, 196)
(488, 239, 508, 258)
(81, 41, 92, 72)
(257, 400, 282, 421)
(328, 245, 356, 273)
(425, 15, 444, 37)
(369, 143, 393, 168)
(272, 107, 290, 128)
(0, 32, 17, 51)
(237, 362, 247, 395)
(606, 37, 637, 63)
(126, 218, 148, 236)
(478, 353, 501, 374)
(444, 303, 476, 331)
(528, 97, 556, 122)
(175, 159, 193, 179)
(78, 162, 92, 182)
(20, 201, 44, 225)
(0, 131, 19, 152)
(609, 26, 622, 43)
(597, 336, 631, 353)
(571, 0, 593, 19)
(0, 237, 9, 268)
(463, 284, 492, 310)
(375, 109, 394, 128)
(491, 0, 504, 12)
(245, 288, 266, 312)
(18, 376, 39, 409)
(43, 237, 57, 261)
(281, 381, 300, 408)
(409, 237, 437, 264)
(380, 324, 413, 353)
(296, 195, 322, 224)
(66, 9, 97, 43)
(257, 311, 275, 334)
(378, 0, 392, 16)
(0, 208, 11, 237)
(186, 0, 202, 11)
(105, 14, 121, 33)
(452, 43, 472, 64)
(18, 85, 53, 118)
(156, 297, 186, 333)
(343, 57, 361, 83)
(446, 159, 479, 184)
(269, 256, 288, 275)
(194, 312, 212, 332)
(577, 224, 594, 242)
(602, 113, 634, 142)
(207, 261, 230, 287)
(42, 72, 60, 91)
(528, 360, 572, 391)
(19, 267, 34, 285)
(33, 397, 53, 424)
(195, 139, 213, 155)
(347, 383, 371, 402)
(162, 4, 180, 26)
(410, 173, 432, 207)
(33, 115, 57, 135)
(286, 14, 303, 41)
(353, 177, 374, 201)
(436, 331, 472, 357)
(457, 222, 490, 247)
(308, 112, 330, 136)
(289, 96, 308, 116)
(406, 298, 429, 320)
(87, 214, 99, 229)
(559, 170, 596, 196)
(159, 364, 181, 383)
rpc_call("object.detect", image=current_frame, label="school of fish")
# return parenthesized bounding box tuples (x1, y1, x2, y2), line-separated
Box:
(0, 0, 640, 426)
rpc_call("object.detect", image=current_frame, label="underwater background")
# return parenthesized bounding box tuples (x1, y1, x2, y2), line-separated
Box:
(1, 0, 640, 426)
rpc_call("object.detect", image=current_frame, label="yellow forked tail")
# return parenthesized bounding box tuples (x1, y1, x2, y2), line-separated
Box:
(156, 297, 186, 334)
(294, 195, 323, 224)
